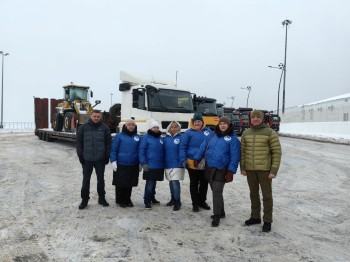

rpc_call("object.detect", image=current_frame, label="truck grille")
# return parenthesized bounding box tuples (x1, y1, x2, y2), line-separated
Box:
(161, 121, 189, 129)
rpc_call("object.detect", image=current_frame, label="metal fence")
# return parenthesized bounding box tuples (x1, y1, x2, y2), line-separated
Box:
(0, 122, 35, 130)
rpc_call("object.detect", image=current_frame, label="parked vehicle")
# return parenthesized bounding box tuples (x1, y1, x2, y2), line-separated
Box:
(223, 107, 241, 135)
(193, 96, 219, 130)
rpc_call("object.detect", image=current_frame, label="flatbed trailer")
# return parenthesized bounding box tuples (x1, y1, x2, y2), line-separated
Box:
(35, 128, 77, 142)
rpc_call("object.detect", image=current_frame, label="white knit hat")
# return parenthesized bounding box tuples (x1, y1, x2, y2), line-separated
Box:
(150, 121, 160, 129)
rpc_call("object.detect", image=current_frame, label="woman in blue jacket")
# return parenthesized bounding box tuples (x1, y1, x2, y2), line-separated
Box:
(194, 116, 240, 227)
(139, 121, 165, 209)
(110, 119, 140, 208)
(164, 121, 185, 211)
(179, 113, 212, 212)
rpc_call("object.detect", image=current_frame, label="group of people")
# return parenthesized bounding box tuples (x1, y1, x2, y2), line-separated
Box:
(76, 109, 282, 232)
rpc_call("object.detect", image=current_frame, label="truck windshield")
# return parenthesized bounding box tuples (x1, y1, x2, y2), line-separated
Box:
(196, 101, 217, 116)
(147, 88, 194, 113)
(217, 107, 224, 117)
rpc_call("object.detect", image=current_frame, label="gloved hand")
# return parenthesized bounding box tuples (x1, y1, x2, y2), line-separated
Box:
(181, 160, 187, 169)
(142, 164, 149, 172)
(104, 158, 110, 165)
(79, 156, 85, 165)
(112, 161, 117, 172)
(225, 171, 234, 183)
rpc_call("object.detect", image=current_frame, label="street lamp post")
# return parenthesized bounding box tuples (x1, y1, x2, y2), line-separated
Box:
(110, 93, 113, 106)
(0, 51, 9, 129)
(241, 86, 252, 107)
(227, 96, 235, 107)
(282, 19, 292, 114)
(268, 63, 284, 115)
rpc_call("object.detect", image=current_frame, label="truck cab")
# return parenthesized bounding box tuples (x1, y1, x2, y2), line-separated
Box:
(193, 96, 219, 130)
(235, 107, 253, 134)
(224, 107, 241, 135)
(117, 71, 194, 133)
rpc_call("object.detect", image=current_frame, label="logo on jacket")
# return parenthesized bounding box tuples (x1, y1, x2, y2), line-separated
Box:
(204, 131, 210, 136)
(134, 136, 140, 141)
(224, 136, 231, 141)
(174, 138, 180, 144)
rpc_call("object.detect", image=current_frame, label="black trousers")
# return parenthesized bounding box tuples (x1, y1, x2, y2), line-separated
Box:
(115, 186, 132, 204)
(81, 160, 105, 200)
(188, 168, 208, 206)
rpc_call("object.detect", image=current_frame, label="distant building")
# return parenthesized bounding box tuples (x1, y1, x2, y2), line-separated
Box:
(281, 93, 350, 123)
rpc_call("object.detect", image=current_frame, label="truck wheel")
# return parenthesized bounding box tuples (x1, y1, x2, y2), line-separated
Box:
(64, 112, 75, 132)
(52, 113, 63, 131)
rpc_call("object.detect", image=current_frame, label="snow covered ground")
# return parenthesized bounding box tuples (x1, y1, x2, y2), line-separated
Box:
(0, 133, 349, 261)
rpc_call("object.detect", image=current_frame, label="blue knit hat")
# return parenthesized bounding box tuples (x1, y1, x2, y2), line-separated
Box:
(192, 113, 204, 122)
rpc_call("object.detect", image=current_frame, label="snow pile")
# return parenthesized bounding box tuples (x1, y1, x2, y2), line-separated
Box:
(280, 122, 350, 145)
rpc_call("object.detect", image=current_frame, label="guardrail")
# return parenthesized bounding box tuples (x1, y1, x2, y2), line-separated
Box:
(0, 122, 35, 129)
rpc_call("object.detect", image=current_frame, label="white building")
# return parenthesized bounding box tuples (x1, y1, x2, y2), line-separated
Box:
(282, 93, 350, 123)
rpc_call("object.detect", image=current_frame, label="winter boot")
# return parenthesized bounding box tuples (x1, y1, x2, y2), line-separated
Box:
(98, 197, 109, 207)
(211, 211, 226, 219)
(262, 222, 271, 232)
(173, 200, 182, 211)
(211, 215, 220, 227)
(79, 199, 89, 210)
(166, 198, 175, 207)
(152, 199, 160, 204)
(245, 218, 261, 226)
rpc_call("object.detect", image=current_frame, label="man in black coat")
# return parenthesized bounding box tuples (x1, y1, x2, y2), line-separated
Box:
(76, 110, 112, 209)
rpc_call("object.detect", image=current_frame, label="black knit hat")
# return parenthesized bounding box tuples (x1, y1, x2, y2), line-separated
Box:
(192, 113, 204, 122)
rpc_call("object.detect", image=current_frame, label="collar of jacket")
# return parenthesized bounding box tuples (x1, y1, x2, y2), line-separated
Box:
(122, 124, 138, 137)
(215, 123, 234, 137)
(147, 129, 162, 138)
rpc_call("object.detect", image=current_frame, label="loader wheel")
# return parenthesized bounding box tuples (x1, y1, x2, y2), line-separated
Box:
(52, 113, 63, 131)
(64, 112, 75, 132)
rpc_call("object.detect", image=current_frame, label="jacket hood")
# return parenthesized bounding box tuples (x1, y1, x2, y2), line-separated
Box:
(166, 121, 182, 137)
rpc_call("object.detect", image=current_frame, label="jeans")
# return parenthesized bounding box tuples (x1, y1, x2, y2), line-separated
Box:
(144, 180, 157, 204)
(81, 160, 106, 200)
(169, 180, 181, 201)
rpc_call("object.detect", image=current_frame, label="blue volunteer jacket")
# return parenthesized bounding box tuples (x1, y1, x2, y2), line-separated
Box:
(194, 131, 241, 173)
(110, 132, 140, 165)
(179, 127, 212, 162)
(138, 132, 165, 169)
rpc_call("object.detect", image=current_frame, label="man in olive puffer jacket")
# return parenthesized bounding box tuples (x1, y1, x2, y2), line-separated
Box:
(76, 110, 112, 209)
(240, 109, 281, 233)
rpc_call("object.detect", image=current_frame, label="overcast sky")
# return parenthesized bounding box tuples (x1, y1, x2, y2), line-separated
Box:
(1, 0, 350, 123)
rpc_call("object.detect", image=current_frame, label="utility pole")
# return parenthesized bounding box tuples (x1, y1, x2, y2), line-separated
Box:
(282, 19, 292, 114)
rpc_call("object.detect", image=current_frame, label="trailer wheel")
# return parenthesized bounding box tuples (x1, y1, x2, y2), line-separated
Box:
(52, 113, 63, 131)
(64, 112, 75, 132)
(38, 131, 43, 140)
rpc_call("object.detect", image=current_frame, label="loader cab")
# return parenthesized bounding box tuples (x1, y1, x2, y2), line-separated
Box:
(63, 83, 90, 102)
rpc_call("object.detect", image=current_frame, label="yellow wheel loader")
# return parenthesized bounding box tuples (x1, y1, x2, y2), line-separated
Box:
(51, 83, 101, 132)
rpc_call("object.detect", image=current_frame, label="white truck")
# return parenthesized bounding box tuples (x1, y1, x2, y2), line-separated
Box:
(116, 71, 194, 133)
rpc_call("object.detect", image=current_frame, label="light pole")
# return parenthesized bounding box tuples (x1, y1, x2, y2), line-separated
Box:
(282, 19, 292, 114)
(110, 93, 113, 106)
(241, 86, 252, 107)
(0, 51, 9, 129)
(227, 96, 235, 107)
(268, 63, 284, 115)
